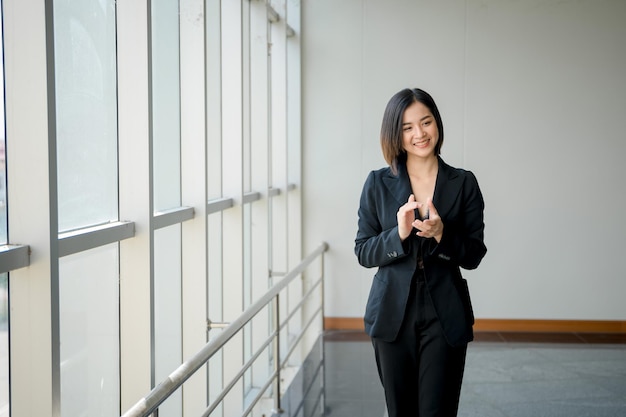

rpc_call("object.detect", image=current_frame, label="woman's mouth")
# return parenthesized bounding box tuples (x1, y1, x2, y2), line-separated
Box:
(413, 139, 429, 148)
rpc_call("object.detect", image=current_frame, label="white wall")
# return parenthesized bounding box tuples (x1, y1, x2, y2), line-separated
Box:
(302, 0, 626, 321)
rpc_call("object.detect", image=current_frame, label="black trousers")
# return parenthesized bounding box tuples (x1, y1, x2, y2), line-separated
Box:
(371, 273, 467, 417)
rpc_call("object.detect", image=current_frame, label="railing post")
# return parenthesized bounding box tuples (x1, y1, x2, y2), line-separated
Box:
(272, 293, 283, 415)
(320, 249, 327, 416)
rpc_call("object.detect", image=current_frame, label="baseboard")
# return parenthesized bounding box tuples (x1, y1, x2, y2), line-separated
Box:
(324, 317, 626, 333)
(324, 317, 364, 331)
(473, 319, 626, 333)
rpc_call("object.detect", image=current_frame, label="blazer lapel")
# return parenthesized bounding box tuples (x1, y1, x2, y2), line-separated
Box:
(381, 158, 463, 218)
(433, 157, 463, 220)
(382, 163, 413, 208)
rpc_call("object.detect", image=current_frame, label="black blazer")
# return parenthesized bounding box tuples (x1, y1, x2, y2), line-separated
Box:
(354, 157, 487, 347)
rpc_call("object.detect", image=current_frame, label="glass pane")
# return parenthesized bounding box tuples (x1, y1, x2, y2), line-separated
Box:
(54, 0, 119, 232)
(59, 244, 120, 416)
(0, 15, 7, 245)
(0, 274, 7, 417)
(154, 225, 182, 416)
(242, 0, 251, 194)
(0, 10, 9, 415)
(152, 0, 181, 211)
(243, 205, 251, 393)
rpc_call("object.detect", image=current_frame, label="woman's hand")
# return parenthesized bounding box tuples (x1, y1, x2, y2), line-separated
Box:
(412, 198, 444, 242)
(397, 194, 420, 241)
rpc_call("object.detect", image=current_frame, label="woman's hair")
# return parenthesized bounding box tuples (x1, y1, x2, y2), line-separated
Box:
(380, 88, 444, 174)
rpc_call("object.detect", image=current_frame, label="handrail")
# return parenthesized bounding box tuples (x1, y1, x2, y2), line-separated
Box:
(122, 242, 329, 417)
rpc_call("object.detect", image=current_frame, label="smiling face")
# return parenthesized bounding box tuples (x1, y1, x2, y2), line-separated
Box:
(401, 100, 439, 161)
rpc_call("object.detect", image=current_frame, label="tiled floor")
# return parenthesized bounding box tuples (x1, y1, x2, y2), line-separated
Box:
(321, 331, 626, 417)
(322, 332, 385, 417)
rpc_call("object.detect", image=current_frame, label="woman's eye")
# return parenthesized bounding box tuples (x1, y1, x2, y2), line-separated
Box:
(403, 127, 411, 132)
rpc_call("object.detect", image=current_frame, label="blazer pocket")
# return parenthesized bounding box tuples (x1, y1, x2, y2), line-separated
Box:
(364, 273, 388, 326)
(456, 278, 475, 325)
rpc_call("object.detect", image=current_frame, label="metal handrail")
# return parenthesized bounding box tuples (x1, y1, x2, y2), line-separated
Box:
(122, 242, 329, 417)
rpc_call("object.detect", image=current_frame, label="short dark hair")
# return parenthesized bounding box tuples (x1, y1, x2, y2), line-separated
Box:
(380, 88, 444, 174)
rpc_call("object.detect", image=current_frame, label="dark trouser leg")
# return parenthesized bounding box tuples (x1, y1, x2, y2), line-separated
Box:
(371, 295, 419, 416)
(418, 304, 467, 417)
(372, 278, 467, 417)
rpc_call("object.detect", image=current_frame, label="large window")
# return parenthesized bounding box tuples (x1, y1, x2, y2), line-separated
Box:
(1, 5, 9, 415)
(0, 271, 6, 417)
(53, 1, 120, 415)
(151, 1, 183, 415)
(59, 245, 119, 416)
(1, 0, 304, 415)
(0, 5, 6, 246)
(54, 0, 119, 232)
(152, 0, 181, 212)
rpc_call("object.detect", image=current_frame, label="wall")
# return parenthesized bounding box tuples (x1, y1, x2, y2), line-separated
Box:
(302, 0, 626, 322)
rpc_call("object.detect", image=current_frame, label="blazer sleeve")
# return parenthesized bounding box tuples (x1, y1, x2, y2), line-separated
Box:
(426, 171, 487, 270)
(354, 171, 408, 268)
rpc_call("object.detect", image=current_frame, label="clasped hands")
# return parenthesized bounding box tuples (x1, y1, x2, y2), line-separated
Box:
(397, 194, 443, 243)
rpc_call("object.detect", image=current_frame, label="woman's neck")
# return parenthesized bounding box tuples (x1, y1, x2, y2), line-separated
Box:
(406, 154, 438, 179)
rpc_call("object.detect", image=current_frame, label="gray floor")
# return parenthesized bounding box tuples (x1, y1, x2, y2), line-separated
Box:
(322, 335, 626, 417)
(460, 342, 626, 416)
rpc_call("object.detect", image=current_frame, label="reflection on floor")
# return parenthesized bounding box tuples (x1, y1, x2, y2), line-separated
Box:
(284, 330, 626, 417)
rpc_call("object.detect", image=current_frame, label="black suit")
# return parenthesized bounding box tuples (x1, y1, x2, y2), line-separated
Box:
(355, 157, 486, 345)
(355, 157, 487, 416)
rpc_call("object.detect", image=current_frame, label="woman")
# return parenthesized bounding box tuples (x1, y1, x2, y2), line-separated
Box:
(354, 88, 487, 417)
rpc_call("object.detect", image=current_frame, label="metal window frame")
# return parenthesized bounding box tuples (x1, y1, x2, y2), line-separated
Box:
(2, 184, 297, 273)
(0, 244, 30, 273)
(153, 206, 195, 230)
(58, 221, 135, 258)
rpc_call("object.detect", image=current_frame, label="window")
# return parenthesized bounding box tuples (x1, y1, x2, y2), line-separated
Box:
(2, 0, 305, 414)
(59, 245, 119, 416)
(54, 0, 118, 232)
(0, 272, 7, 417)
(151, 1, 183, 414)
(1, 6, 10, 415)
(0, 0, 7, 244)
(53, 1, 120, 415)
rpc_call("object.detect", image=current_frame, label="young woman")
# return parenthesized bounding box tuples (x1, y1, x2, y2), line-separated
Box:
(355, 88, 487, 417)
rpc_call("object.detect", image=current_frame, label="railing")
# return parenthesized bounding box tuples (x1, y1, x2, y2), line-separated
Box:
(122, 242, 329, 417)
